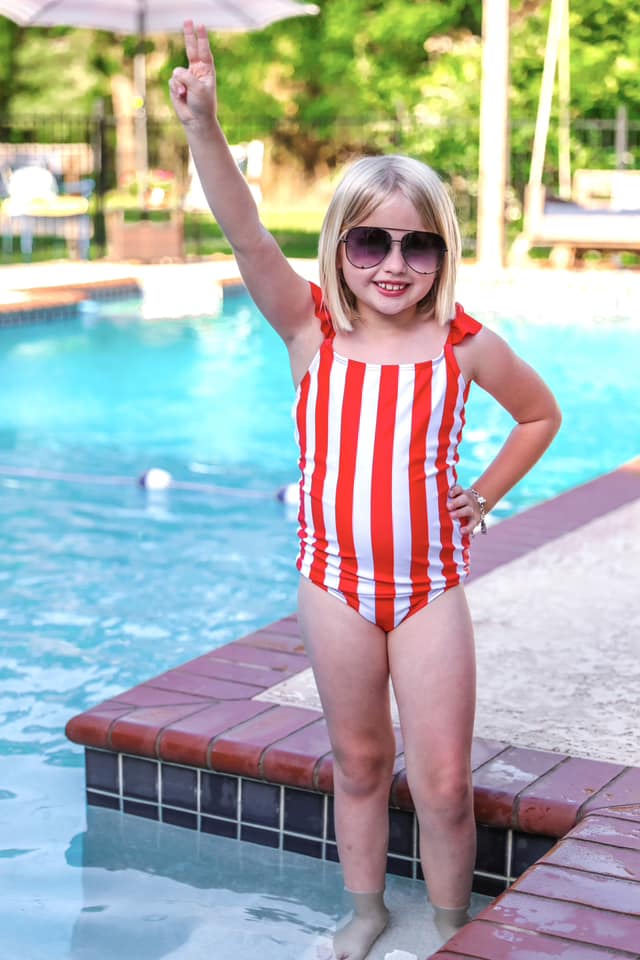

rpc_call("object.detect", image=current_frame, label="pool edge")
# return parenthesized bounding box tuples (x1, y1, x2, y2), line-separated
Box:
(65, 459, 640, 959)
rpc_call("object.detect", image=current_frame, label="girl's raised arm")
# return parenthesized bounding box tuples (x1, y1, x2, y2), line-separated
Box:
(169, 21, 312, 342)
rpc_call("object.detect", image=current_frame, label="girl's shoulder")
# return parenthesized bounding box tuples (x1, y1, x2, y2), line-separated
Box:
(448, 303, 483, 345)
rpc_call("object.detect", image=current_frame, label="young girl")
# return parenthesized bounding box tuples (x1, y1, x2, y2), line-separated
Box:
(170, 21, 561, 958)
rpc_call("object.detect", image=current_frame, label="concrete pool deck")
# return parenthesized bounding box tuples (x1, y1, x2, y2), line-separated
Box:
(1, 255, 640, 323)
(262, 493, 640, 768)
(3, 259, 640, 957)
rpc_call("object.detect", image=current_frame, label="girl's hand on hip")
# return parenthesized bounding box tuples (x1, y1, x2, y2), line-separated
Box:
(447, 485, 480, 536)
(169, 20, 217, 130)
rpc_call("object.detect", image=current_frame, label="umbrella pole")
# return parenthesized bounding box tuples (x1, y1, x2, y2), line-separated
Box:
(134, 8, 149, 211)
(134, 51, 149, 208)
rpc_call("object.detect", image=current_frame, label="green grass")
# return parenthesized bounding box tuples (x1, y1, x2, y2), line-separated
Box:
(184, 208, 323, 259)
(0, 208, 323, 263)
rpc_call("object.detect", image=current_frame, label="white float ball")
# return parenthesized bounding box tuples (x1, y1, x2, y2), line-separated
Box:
(276, 482, 298, 505)
(139, 467, 173, 491)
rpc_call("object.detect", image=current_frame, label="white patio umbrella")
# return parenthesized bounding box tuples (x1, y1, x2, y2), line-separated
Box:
(0, 1, 320, 177)
(0, 1, 320, 34)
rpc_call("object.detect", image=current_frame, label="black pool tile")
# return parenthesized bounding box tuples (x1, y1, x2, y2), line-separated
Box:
(475, 824, 508, 876)
(386, 856, 414, 878)
(389, 808, 415, 857)
(325, 843, 339, 863)
(283, 835, 323, 859)
(202, 816, 237, 840)
(473, 874, 508, 897)
(122, 756, 158, 802)
(241, 780, 280, 828)
(326, 796, 336, 841)
(86, 749, 119, 793)
(162, 808, 198, 831)
(240, 824, 280, 849)
(123, 799, 159, 820)
(162, 765, 198, 810)
(284, 787, 324, 838)
(511, 832, 556, 877)
(201, 771, 238, 819)
(87, 790, 119, 811)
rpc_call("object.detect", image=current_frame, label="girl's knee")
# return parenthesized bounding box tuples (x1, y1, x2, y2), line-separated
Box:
(333, 743, 395, 797)
(413, 767, 473, 822)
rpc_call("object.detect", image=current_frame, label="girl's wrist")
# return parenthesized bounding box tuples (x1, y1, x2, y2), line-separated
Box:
(469, 487, 488, 534)
(186, 114, 221, 141)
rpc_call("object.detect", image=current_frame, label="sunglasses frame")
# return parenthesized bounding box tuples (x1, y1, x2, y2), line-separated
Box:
(340, 226, 447, 275)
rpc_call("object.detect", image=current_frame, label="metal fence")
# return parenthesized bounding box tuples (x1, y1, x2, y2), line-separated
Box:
(1, 110, 638, 262)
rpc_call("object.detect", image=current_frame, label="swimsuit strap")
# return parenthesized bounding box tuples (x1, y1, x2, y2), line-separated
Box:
(310, 281, 335, 339)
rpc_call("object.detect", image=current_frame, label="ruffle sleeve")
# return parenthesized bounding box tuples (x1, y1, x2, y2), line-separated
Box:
(309, 281, 334, 338)
(448, 303, 482, 344)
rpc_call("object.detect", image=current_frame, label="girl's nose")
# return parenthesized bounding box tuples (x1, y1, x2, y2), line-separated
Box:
(382, 242, 406, 271)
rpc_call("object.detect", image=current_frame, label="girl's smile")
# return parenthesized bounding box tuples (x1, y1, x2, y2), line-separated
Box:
(374, 280, 410, 295)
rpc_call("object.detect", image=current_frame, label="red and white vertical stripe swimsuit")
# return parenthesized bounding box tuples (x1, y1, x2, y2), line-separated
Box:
(295, 282, 482, 633)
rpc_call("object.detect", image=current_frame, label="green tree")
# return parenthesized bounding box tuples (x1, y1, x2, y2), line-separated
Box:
(2, 1, 639, 185)
(0, 17, 25, 117)
(509, 0, 640, 179)
(204, 0, 482, 172)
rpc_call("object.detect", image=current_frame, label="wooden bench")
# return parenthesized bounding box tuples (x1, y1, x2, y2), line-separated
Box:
(510, 169, 640, 267)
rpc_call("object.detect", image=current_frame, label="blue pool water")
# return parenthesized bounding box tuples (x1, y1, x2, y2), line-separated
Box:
(1, 284, 638, 958)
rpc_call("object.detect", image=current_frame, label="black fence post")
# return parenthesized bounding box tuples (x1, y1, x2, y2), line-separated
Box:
(92, 100, 107, 254)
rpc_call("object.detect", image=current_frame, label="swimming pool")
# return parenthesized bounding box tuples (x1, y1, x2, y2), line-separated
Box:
(1, 282, 638, 958)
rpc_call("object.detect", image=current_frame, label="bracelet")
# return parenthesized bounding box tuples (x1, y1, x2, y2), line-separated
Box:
(470, 487, 488, 535)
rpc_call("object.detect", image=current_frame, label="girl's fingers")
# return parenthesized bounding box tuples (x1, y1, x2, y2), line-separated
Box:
(184, 19, 197, 64)
(170, 67, 196, 94)
(169, 76, 187, 101)
(196, 22, 214, 65)
(184, 19, 214, 69)
(446, 488, 466, 509)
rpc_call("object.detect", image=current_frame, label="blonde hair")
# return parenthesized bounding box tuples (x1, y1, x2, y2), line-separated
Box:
(318, 155, 461, 332)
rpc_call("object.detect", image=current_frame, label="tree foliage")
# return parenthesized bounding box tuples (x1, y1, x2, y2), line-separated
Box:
(0, 0, 638, 183)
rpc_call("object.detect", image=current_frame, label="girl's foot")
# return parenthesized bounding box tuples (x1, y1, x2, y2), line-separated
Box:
(333, 890, 389, 960)
(432, 903, 471, 942)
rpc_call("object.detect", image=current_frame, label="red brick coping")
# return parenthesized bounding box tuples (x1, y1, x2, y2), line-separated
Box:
(66, 459, 640, 959)
(0, 277, 141, 325)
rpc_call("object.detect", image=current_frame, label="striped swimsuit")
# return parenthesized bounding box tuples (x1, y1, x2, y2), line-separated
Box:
(295, 282, 482, 633)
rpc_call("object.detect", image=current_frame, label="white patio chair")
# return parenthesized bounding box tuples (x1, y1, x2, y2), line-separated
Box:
(1, 165, 92, 259)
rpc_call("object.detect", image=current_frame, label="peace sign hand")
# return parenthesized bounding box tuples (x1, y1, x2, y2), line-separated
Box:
(169, 20, 218, 130)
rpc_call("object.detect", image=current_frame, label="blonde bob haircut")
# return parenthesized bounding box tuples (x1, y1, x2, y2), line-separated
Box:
(318, 154, 461, 332)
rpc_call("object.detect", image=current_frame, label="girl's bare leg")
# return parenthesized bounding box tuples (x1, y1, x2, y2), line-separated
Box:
(297, 577, 395, 959)
(388, 586, 476, 933)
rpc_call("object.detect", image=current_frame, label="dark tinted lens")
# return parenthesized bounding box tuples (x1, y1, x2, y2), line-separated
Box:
(345, 227, 391, 268)
(401, 232, 445, 274)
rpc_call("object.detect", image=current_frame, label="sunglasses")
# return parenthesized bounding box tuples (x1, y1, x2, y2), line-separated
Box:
(340, 226, 447, 275)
